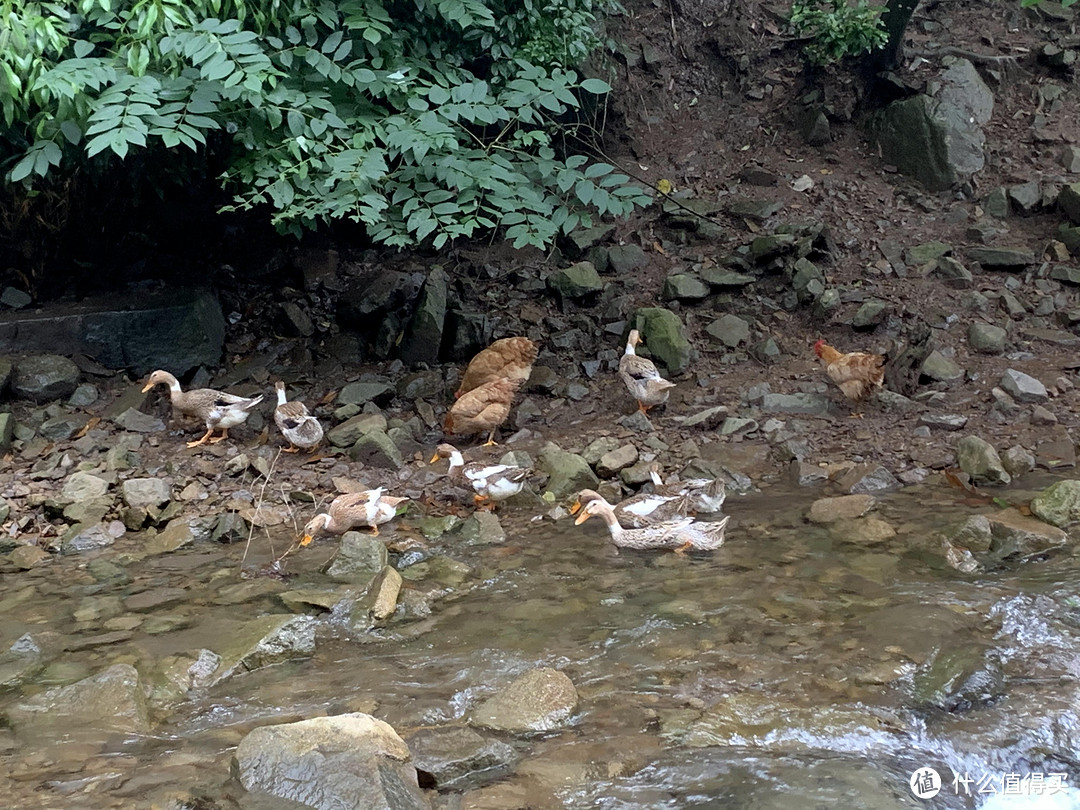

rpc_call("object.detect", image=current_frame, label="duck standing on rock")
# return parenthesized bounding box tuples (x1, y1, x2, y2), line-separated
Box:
(273, 381, 324, 453)
(619, 329, 676, 415)
(570, 488, 690, 529)
(445, 377, 523, 447)
(430, 443, 530, 509)
(574, 497, 730, 553)
(302, 488, 409, 544)
(142, 369, 264, 448)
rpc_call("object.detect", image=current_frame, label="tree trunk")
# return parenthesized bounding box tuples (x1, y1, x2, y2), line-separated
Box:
(866, 0, 920, 74)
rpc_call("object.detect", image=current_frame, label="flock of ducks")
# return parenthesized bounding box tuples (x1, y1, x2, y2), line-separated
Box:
(141, 330, 732, 553)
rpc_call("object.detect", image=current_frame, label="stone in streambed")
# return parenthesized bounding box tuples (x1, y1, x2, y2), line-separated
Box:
(325, 531, 388, 583)
(406, 726, 519, 791)
(807, 495, 876, 524)
(455, 512, 506, 545)
(234, 713, 430, 810)
(1030, 480, 1080, 528)
(61, 522, 121, 554)
(470, 667, 579, 733)
(985, 509, 1067, 559)
(539, 443, 598, 499)
(955, 436, 1010, 486)
(203, 615, 317, 687)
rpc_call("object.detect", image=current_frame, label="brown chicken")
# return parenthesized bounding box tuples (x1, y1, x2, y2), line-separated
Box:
(455, 337, 538, 399)
(813, 339, 885, 413)
(445, 377, 524, 446)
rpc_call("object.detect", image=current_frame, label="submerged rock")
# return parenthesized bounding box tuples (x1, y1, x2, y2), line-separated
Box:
(470, 667, 579, 733)
(235, 713, 430, 810)
(406, 725, 519, 791)
(986, 509, 1068, 559)
(807, 494, 876, 524)
(205, 615, 317, 687)
(910, 644, 1003, 712)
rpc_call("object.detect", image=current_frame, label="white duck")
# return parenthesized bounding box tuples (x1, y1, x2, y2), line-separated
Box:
(430, 443, 530, 508)
(618, 329, 676, 414)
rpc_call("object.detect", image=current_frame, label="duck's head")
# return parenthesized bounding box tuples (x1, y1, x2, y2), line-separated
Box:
(142, 369, 176, 393)
(301, 513, 331, 545)
(429, 443, 459, 464)
(574, 495, 614, 525)
(569, 488, 605, 516)
(627, 329, 643, 349)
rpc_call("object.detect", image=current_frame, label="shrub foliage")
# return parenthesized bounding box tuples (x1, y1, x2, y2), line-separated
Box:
(1, 0, 650, 248)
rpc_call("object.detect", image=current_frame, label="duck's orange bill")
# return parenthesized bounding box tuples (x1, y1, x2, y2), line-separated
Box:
(568, 500, 582, 515)
(574, 511, 592, 526)
(141, 382, 153, 393)
(428, 452, 440, 464)
(300, 535, 313, 546)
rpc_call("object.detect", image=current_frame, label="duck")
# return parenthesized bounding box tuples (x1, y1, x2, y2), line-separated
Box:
(301, 488, 409, 543)
(619, 329, 676, 414)
(649, 464, 727, 514)
(274, 381, 324, 452)
(574, 497, 730, 553)
(445, 377, 523, 446)
(455, 337, 538, 399)
(430, 443, 530, 508)
(569, 488, 690, 529)
(142, 369, 264, 448)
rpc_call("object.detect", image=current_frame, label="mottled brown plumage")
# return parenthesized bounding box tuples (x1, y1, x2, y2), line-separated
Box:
(813, 339, 885, 405)
(455, 337, 538, 399)
(274, 381, 323, 452)
(444, 377, 523, 446)
(142, 370, 263, 448)
(619, 330, 675, 413)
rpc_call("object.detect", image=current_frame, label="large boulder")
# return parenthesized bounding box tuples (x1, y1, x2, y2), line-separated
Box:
(398, 266, 448, 366)
(10, 354, 80, 402)
(631, 307, 690, 373)
(0, 288, 225, 376)
(538, 442, 599, 499)
(234, 713, 430, 810)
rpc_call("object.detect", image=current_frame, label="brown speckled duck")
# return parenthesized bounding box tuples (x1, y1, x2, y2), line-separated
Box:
(142, 370, 263, 448)
(619, 330, 675, 414)
(302, 488, 409, 543)
(574, 497, 729, 553)
(274, 381, 324, 452)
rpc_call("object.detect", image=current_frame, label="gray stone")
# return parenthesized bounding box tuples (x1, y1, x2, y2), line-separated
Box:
(920, 350, 963, 382)
(470, 667, 579, 733)
(662, 274, 710, 301)
(999, 369, 1048, 403)
(1030, 480, 1080, 528)
(905, 241, 952, 265)
(0, 288, 225, 376)
(68, 383, 99, 407)
(851, 299, 888, 329)
(1064, 146, 1080, 173)
(278, 301, 314, 337)
(617, 411, 655, 433)
(211, 512, 249, 543)
(750, 336, 781, 364)
(39, 413, 84, 441)
(564, 222, 615, 256)
(538, 443, 599, 499)
(455, 511, 506, 545)
(397, 370, 444, 401)
(581, 436, 622, 466)
(680, 406, 729, 430)
(144, 519, 194, 554)
(327, 413, 387, 447)
(7, 664, 148, 739)
(596, 444, 639, 476)
(0, 412, 12, 452)
(790, 461, 827, 487)
(1031, 405, 1057, 426)
(986, 508, 1067, 559)
(206, 615, 317, 686)
(807, 495, 876, 524)
(1000, 445, 1035, 479)
(337, 381, 396, 407)
(1050, 266, 1080, 285)
(113, 407, 165, 433)
(965, 246, 1036, 269)
(720, 417, 758, 436)
(235, 713, 430, 810)
(360, 565, 403, 623)
(955, 436, 1010, 486)
(705, 314, 750, 347)
(1059, 181, 1080, 224)
(547, 261, 604, 299)
(836, 464, 901, 494)
(968, 323, 1006, 354)
(946, 514, 993, 552)
(121, 478, 171, 509)
(910, 644, 1003, 712)
(326, 531, 389, 582)
(406, 726, 519, 791)
(400, 266, 448, 365)
(65, 497, 113, 526)
(607, 244, 647, 274)
(348, 428, 404, 469)
(1008, 181, 1042, 215)
(61, 522, 119, 554)
(983, 187, 1010, 218)
(0, 287, 31, 309)
(928, 256, 973, 288)
(791, 258, 826, 303)
(919, 414, 968, 431)
(761, 392, 831, 415)
(631, 308, 690, 374)
(61, 470, 110, 503)
(749, 233, 797, 263)
(11, 354, 80, 403)
(700, 267, 755, 288)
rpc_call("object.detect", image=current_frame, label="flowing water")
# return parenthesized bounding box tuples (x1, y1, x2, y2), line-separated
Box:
(3, 477, 1080, 809)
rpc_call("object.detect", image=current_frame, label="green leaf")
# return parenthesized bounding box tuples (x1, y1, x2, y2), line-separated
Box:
(580, 78, 611, 94)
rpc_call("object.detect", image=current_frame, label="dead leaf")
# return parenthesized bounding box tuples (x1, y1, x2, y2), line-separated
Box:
(318, 389, 339, 406)
(73, 417, 100, 439)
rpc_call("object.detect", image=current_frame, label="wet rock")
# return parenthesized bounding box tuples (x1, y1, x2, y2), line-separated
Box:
(61, 522, 119, 554)
(9, 545, 51, 568)
(955, 436, 1010, 485)
(920, 350, 963, 382)
(400, 266, 448, 366)
(790, 461, 827, 486)
(327, 413, 387, 447)
(919, 414, 967, 431)
(945, 514, 993, 552)
(705, 314, 750, 347)
(836, 464, 901, 494)
(1036, 426, 1076, 470)
(113, 407, 165, 433)
(338, 381, 396, 407)
(1030, 480, 1080, 528)
(631, 308, 690, 373)
(998, 369, 1047, 403)
(7, 663, 148, 738)
(662, 274, 710, 301)
(607, 245, 647, 274)
(596, 444, 638, 477)
(761, 392, 830, 415)
(211, 512, 249, 543)
(235, 713, 430, 810)
(349, 428, 405, 469)
(911, 644, 1003, 711)
(207, 615, 317, 686)
(456, 512, 506, 545)
(326, 531, 389, 583)
(547, 261, 603, 299)
(807, 494, 876, 524)
(11, 354, 80, 403)
(538, 443, 599, 499)
(121, 478, 171, 509)
(967, 323, 1006, 354)
(407, 726, 519, 791)
(965, 246, 1036, 269)
(1000, 445, 1035, 479)
(985, 508, 1067, 558)
(470, 667, 579, 734)
(829, 516, 897, 545)
(144, 518, 195, 554)
(360, 565, 403, 622)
